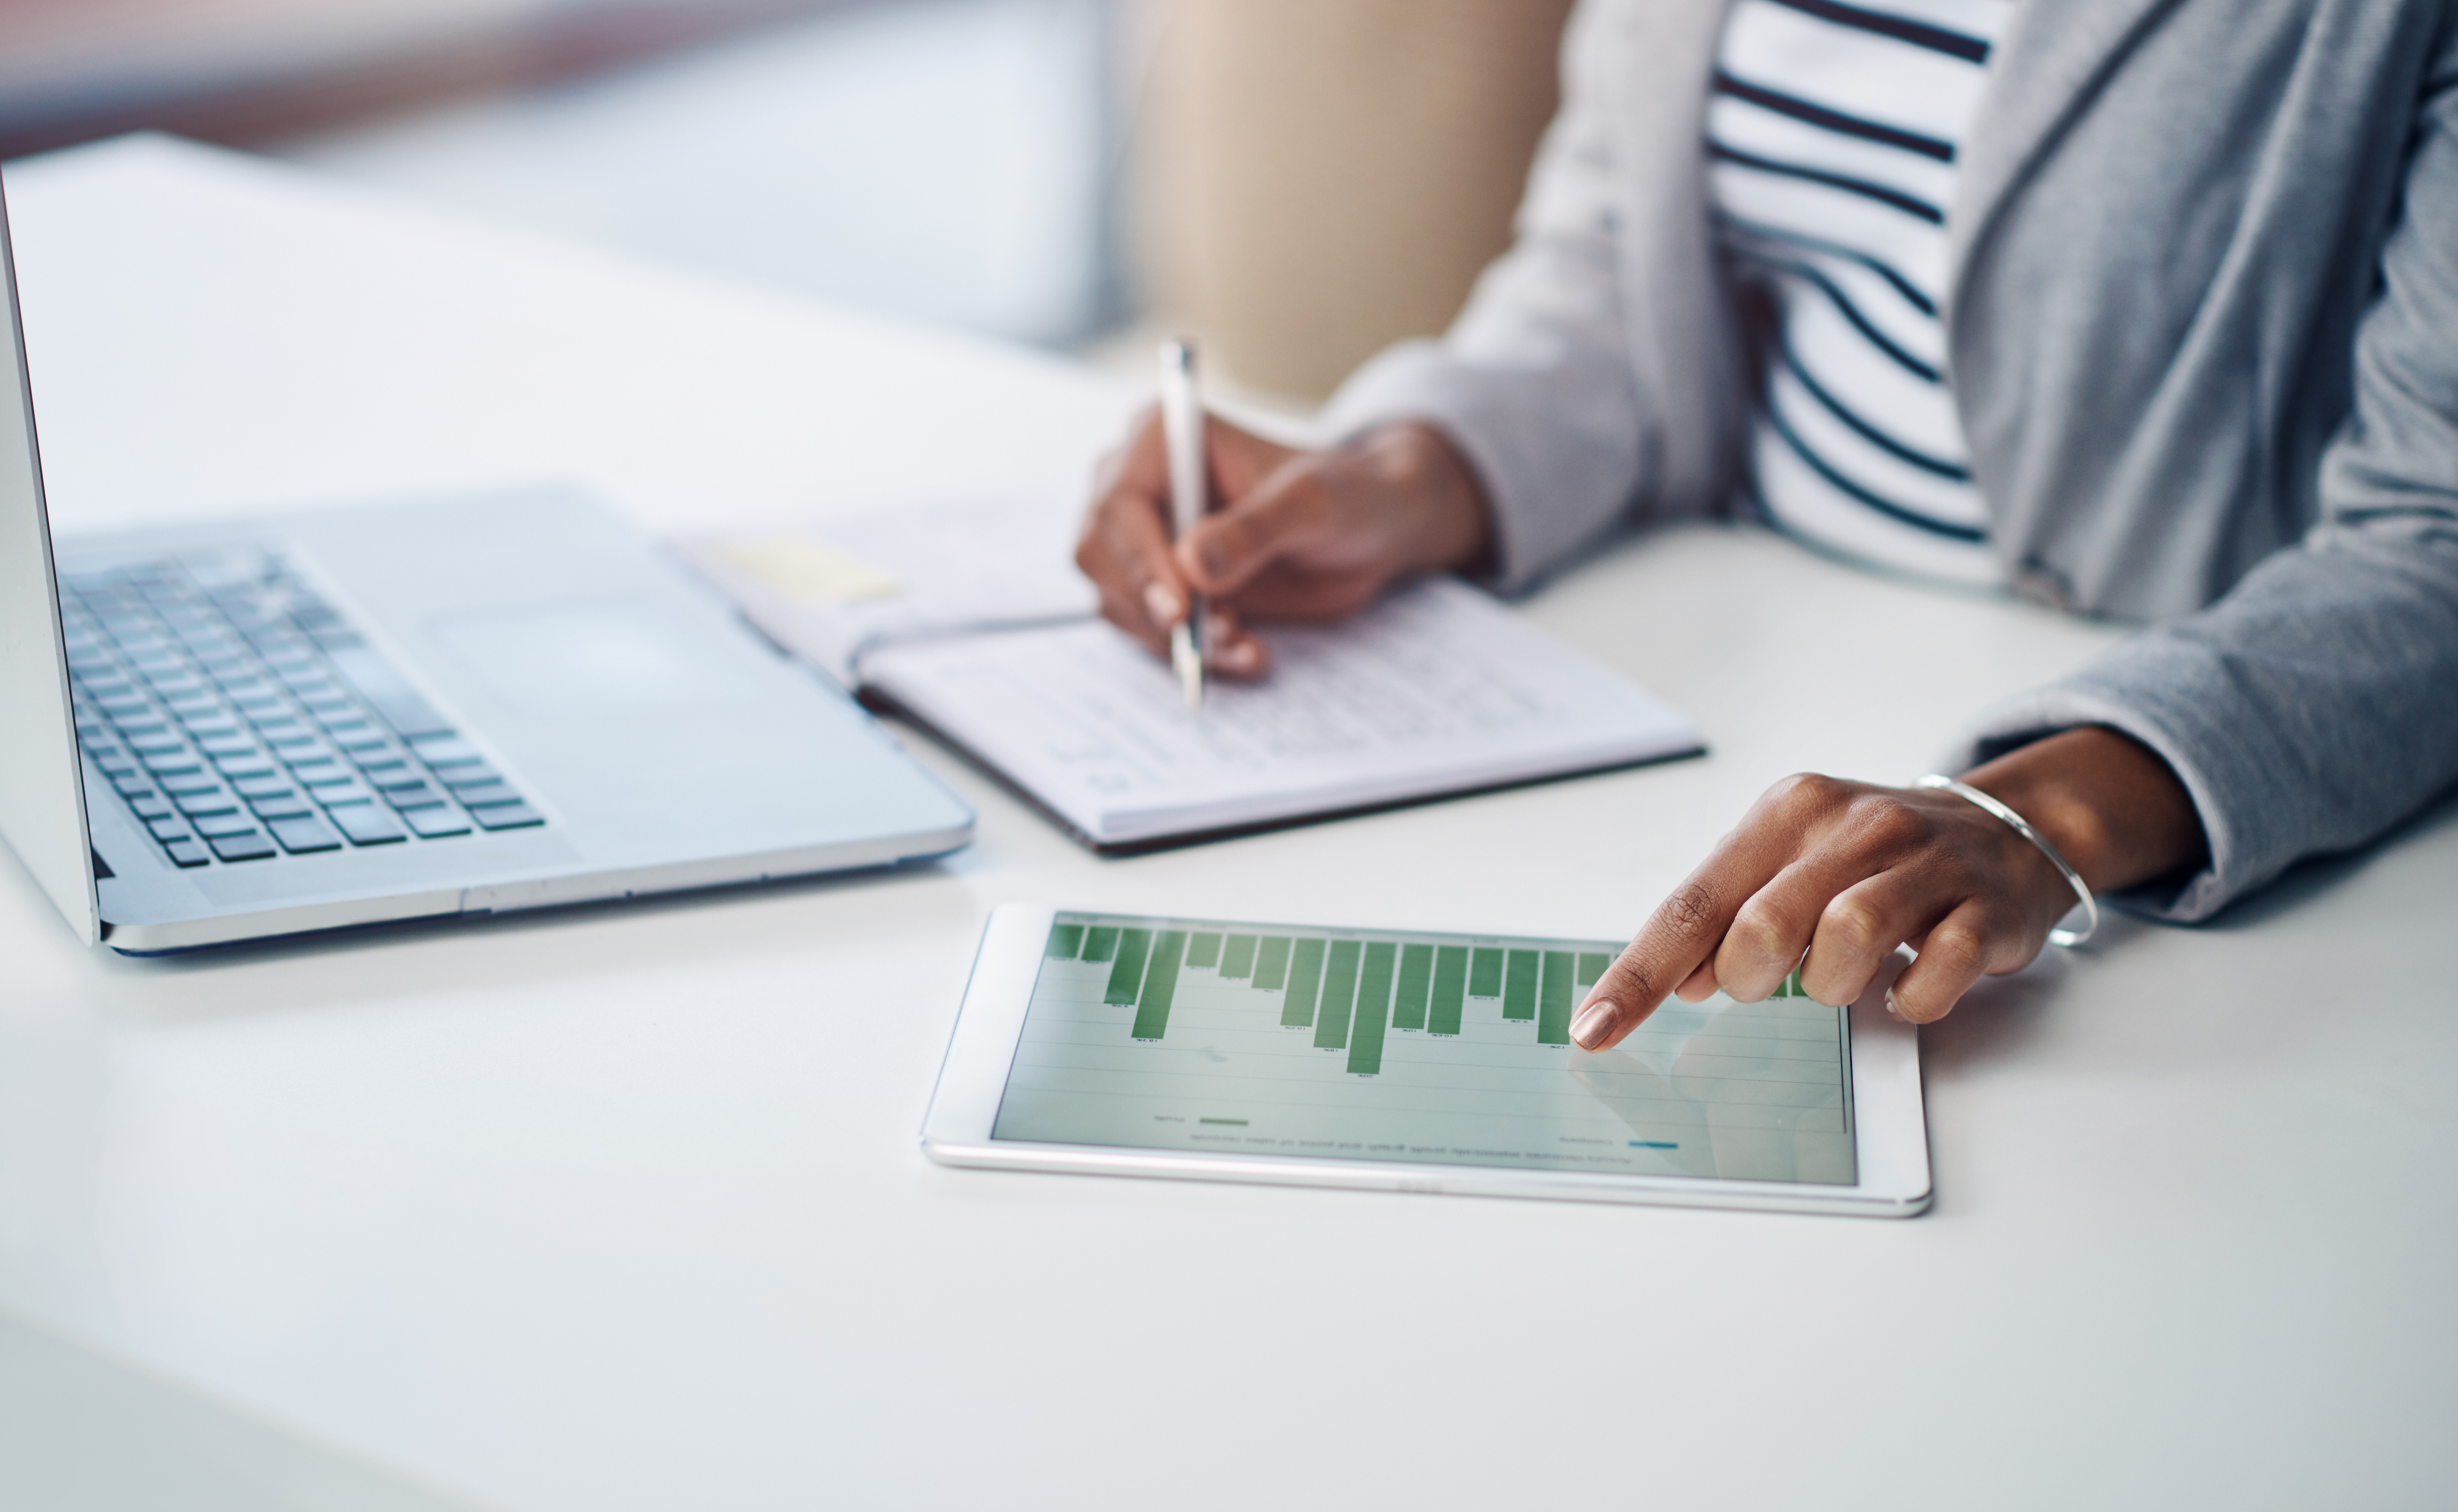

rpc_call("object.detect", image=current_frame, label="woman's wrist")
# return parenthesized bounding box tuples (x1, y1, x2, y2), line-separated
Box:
(1960, 726, 2209, 896)
(1345, 421, 1494, 577)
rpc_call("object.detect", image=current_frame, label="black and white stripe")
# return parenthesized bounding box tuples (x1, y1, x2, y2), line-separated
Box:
(1711, 0, 2015, 585)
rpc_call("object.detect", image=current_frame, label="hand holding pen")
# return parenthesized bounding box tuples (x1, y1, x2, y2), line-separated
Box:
(1072, 363, 1494, 688)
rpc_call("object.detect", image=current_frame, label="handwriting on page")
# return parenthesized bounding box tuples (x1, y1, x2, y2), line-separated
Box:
(866, 577, 1695, 841)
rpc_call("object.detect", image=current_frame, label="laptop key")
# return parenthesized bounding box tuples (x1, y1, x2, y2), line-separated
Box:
(174, 791, 240, 817)
(323, 646, 454, 740)
(268, 814, 343, 853)
(379, 781, 446, 809)
(161, 837, 212, 868)
(450, 781, 520, 808)
(207, 830, 279, 862)
(232, 775, 294, 798)
(145, 817, 190, 842)
(126, 792, 173, 820)
(326, 802, 408, 845)
(194, 811, 261, 839)
(471, 802, 545, 831)
(402, 806, 472, 839)
(249, 792, 316, 820)
(408, 734, 483, 767)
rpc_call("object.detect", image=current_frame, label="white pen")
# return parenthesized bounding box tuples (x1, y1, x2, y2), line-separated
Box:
(1158, 338, 1207, 710)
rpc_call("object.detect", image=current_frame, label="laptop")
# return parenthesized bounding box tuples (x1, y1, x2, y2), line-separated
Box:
(0, 171, 973, 954)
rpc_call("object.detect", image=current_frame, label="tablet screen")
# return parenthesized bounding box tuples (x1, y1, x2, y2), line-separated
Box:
(990, 912, 1856, 1185)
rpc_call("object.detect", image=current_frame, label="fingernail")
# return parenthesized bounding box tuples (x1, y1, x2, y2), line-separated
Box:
(1143, 582, 1182, 627)
(1570, 999, 1622, 1050)
(1221, 638, 1261, 671)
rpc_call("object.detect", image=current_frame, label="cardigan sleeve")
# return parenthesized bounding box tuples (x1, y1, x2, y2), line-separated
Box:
(1945, 21, 2458, 922)
(1313, 0, 1662, 594)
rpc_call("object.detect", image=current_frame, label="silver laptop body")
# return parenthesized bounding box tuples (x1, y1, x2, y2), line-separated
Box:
(0, 172, 972, 954)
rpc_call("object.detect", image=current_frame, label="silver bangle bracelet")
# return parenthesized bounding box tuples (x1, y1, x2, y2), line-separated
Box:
(1914, 773, 2099, 948)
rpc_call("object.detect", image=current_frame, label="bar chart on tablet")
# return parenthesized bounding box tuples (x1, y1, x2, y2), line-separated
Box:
(996, 913, 1857, 1184)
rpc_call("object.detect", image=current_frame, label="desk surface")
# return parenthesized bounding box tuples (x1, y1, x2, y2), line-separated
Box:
(2, 137, 2453, 1512)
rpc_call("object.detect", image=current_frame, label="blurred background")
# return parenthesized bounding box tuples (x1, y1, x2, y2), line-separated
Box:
(0, 0, 1573, 411)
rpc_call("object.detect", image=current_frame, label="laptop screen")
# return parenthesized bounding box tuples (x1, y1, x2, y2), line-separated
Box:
(0, 170, 101, 944)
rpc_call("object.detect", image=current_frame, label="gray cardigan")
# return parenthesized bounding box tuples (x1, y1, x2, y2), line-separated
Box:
(1320, 0, 2458, 922)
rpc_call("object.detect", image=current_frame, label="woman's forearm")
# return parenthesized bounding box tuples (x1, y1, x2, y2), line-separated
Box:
(1961, 726, 2208, 896)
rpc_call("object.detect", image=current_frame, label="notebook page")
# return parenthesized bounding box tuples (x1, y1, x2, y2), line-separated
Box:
(864, 577, 1700, 845)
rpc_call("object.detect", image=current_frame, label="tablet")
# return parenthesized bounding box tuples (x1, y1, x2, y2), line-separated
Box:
(923, 904, 1931, 1217)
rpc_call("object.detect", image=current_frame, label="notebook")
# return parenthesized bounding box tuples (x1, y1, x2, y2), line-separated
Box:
(676, 499, 1702, 851)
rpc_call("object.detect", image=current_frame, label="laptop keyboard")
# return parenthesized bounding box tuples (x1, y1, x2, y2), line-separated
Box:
(59, 552, 544, 869)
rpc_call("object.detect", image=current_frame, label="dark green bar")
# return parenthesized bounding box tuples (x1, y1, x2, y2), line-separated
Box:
(1187, 932, 1222, 968)
(1281, 938, 1326, 1026)
(1429, 945, 1468, 1034)
(1392, 943, 1433, 1031)
(1045, 922, 1084, 959)
(1314, 940, 1362, 1050)
(1502, 949, 1538, 1020)
(1538, 951, 1575, 1045)
(1576, 952, 1611, 987)
(1083, 926, 1120, 963)
(1104, 929, 1151, 1006)
(1220, 935, 1257, 979)
(1469, 946, 1505, 997)
(1254, 937, 1293, 990)
(1348, 941, 1397, 1073)
(1131, 930, 1188, 1039)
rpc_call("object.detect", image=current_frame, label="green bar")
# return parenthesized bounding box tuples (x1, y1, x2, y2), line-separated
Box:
(1281, 939, 1326, 1026)
(1314, 940, 1362, 1050)
(1104, 929, 1151, 1006)
(1576, 952, 1611, 988)
(1502, 950, 1538, 1020)
(1045, 922, 1084, 959)
(1469, 947, 1505, 997)
(1187, 932, 1222, 968)
(1348, 941, 1397, 1074)
(1083, 926, 1120, 963)
(1538, 951, 1575, 1045)
(1220, 935, 1258, 979)
(1429, 945, 1468, 1034)
(1254, 937, 1292, 990)
(1131, 930, 1188, 1039)
(1392, 943, 1433, 1031)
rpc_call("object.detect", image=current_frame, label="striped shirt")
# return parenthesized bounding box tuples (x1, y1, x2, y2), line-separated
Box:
(1710, 0, 2017, 586)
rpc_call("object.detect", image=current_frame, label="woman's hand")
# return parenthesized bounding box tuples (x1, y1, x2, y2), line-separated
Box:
(1074, 410, 1493, 677)
(1570, 726, 2209, 1046)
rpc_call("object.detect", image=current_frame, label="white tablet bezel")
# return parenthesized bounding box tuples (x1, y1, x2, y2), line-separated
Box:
(922, 902, 1932, 1217)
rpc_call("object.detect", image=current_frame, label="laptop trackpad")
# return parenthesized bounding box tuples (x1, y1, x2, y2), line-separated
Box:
(430, 601, 761, 718)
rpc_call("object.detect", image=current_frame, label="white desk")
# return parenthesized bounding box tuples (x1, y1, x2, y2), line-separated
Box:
(3, 137, 2453, 1512)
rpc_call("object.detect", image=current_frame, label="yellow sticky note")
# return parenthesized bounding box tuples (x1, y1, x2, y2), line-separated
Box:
(714, 536, 903, 604)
